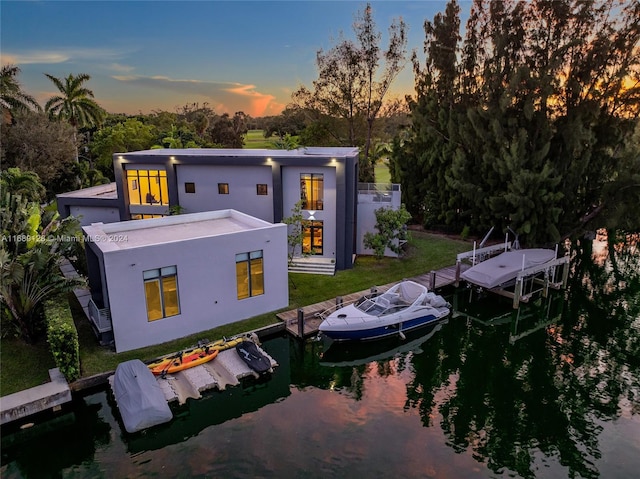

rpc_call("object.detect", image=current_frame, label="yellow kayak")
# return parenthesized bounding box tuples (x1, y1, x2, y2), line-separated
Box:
(147, 336, 246, 376)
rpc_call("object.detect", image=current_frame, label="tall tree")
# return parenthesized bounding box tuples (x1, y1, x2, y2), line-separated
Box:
(398, 0, 640, 244)
(293, 2, 408, 182)
(1, 111, 77, 197)
(0, 65, 41, 123)
(44, 73, 106, 162)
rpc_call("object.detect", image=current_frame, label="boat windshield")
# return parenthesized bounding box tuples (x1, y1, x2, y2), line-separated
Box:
(355, 294, 407, 316)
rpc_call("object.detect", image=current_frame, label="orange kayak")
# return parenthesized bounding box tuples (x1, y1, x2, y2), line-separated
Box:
(148, 346, 219, 376)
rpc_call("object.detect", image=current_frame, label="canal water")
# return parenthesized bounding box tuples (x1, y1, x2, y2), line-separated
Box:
(2, 232, 639, 478)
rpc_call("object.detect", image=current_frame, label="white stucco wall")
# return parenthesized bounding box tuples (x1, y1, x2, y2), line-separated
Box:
(356, 189, 403, 257)
(97, 221, 288, 352)
(70, 206, 120, 226)
(281, 165, 337, 260)
(176, 165, 274, 222)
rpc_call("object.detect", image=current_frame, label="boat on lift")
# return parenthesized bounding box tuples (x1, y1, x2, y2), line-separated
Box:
(460, 248, 557, 289)
(318, 280, 450, 341)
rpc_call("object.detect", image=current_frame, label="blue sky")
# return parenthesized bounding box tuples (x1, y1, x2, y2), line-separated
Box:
(2, 1, 470, 117)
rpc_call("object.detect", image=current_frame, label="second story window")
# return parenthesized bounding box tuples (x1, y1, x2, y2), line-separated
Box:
(300, 173, 323, 210)
(127, 169, 168, 206)
(218, 183, 229, 194)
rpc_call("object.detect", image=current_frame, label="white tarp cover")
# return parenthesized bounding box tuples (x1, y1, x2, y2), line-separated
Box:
(460, 248, 556, 289)
(113, 359, 173, 433)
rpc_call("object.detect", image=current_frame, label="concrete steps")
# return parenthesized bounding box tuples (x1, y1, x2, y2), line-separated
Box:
(288, 258, 335, 275)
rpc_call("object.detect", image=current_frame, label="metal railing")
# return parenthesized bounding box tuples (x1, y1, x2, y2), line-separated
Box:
(88, 298, 112, 333)
(357, 183, 400, 203)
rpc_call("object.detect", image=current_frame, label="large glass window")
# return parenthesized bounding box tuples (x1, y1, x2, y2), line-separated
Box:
(236, 251, 264, 300)
(131, 214, 165, 220)
(143, 266, 180, 321)
(300, 174, 324, 210)
(303, 220, 323, 255)
(127, 169, 169, 206)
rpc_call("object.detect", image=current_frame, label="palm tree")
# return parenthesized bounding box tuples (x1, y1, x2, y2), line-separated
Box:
(0, 168, 46, 203)
(44, 73, 106, 161)
(0, 64, 41, 123)
(0, 191, 84, 342)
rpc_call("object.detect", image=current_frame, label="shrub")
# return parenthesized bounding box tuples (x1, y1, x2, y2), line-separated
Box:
(45, 296, 80, 382)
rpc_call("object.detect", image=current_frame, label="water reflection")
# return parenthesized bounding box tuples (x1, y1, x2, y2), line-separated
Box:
(1, 397, 111, 477)
(1, 231, 638, 478)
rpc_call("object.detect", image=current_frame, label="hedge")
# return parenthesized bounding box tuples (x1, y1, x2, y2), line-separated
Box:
(45, 296, 80, 382)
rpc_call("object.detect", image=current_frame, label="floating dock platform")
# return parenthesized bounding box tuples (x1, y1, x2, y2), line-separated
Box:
(108, 343, 278, 406)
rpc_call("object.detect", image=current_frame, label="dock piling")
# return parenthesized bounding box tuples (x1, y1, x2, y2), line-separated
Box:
(429, 271, 436, 291)
(297, 309, 304, 338)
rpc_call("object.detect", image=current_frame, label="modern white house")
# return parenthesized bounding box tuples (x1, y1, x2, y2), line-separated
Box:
(83, 210, 289, 352)
(58, 147, 403, 350)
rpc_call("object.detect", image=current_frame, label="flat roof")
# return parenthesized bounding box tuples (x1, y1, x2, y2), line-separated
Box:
(56, 183, 118, 199)
(83, 210, 275, 252)
(117, 146, 359, 159)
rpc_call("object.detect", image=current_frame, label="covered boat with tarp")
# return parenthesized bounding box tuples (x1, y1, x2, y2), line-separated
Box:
(460, 248, 556, 289)
(112, 359, 173, 433)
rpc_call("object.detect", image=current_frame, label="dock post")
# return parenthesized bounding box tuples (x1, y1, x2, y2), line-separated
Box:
(561, 258, 570, 289)
(370, 286, 378, 297)
(336, 296, 343, 308)
(429, 271, 436, 291)
(297, 309, 304, 338)
(455, 261, 461, 287)
(513, 278, 522, 309)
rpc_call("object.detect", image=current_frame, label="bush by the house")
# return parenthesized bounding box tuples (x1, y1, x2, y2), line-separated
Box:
(45, 296, 80, 382)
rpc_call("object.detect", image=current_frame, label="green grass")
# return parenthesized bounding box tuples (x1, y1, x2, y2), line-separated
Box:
(0, 231, 470, 394)
(243, 129, 276, 149)
(0, 336, 57, 396)
(375, 159, 391, 184)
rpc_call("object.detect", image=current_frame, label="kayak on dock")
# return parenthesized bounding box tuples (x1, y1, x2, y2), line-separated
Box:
(147, 336, 246, 376)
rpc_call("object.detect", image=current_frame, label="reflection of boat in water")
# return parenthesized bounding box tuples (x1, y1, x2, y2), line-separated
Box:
(453, 288, 564, 344)
(318, 280, 450, 341)
(320, 319, 447, 367)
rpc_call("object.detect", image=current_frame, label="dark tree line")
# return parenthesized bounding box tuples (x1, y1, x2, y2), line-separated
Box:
(392, 0, 640, 245)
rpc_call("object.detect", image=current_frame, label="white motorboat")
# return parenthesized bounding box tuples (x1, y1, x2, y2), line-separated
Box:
(460, 248, 557, 289)
(318, 280, 450, 341)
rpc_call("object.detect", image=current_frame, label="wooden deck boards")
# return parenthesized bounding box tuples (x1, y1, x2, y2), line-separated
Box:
(279, 264, 468, 338)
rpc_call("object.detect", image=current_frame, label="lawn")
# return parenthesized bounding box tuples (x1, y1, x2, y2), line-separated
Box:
(0, 231, 470, 395)
(243, 129, 276, 149)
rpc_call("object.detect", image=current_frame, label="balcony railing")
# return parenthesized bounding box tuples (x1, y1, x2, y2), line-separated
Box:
(88, 298, 112, 333)
(358, 183, 400, 203)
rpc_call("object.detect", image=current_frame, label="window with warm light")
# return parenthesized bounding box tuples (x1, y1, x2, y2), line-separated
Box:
(126, 169, 169, 205)
(131, 214, 165, 220)
(256, 184, 268, 195)
(143, 266, 180, 321)
(218, 183, 229, 194)
(303, 220, 323, 254)
(236, 251, 264, 300)
(300, 174, 323, 210)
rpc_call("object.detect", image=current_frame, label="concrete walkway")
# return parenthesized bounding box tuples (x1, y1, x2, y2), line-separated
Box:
(0, 368, 72, 425)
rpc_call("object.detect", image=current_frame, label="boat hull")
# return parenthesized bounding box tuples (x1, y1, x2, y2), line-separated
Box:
(320, 313, 442, 341)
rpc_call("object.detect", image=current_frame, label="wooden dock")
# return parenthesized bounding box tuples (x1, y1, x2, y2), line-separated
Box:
(278, 264, 467, 338)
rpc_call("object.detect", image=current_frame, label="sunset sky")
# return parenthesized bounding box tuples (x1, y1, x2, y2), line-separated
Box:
(2, 1, 470, 117)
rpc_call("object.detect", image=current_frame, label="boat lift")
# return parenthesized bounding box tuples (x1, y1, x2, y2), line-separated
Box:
(455, 232, 571, 308)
